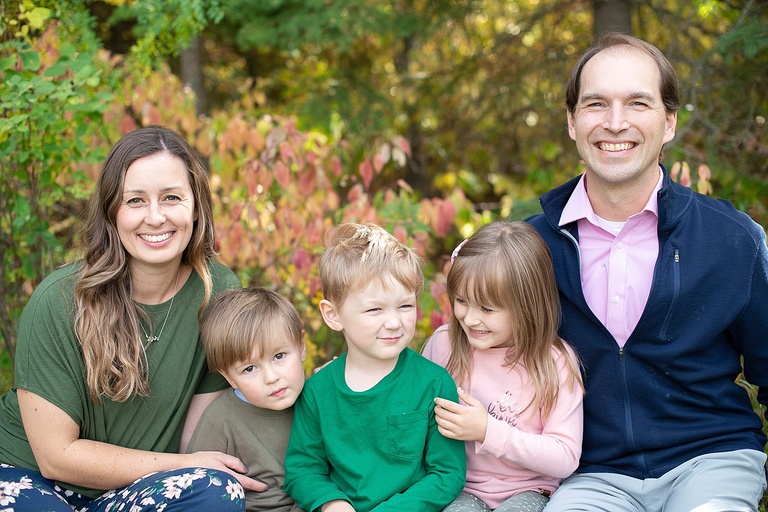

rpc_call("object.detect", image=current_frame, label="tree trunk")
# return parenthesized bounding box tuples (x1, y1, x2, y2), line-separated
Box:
(181, 37, 209, 116)
(593, 0, 633, 38)
(396, 34, 433, 196)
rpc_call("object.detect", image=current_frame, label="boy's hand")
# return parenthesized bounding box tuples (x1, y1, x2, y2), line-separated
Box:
(434, 387, 488, 443)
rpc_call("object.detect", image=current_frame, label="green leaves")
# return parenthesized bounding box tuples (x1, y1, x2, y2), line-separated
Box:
(113, 0, 227, 68)
(0, 28, 113, 363)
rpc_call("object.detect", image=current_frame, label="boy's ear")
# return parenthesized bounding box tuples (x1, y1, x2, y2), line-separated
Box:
(220, 370, 238, 390)
(319, 299, 344, 332)
(300, 333, 307, 361)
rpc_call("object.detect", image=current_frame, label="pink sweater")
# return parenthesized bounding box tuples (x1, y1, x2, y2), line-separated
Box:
(422, 325, 583, 508)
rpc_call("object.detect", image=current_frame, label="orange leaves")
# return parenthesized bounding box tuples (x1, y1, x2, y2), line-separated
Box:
(218, 115, 266, 160)
(195, 129, 214, 157)
(418, 196, 459, 238)
(141, 102, 161, 126)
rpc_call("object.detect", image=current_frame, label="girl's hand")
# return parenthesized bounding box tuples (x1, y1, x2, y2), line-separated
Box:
(433, 387, 488, 443)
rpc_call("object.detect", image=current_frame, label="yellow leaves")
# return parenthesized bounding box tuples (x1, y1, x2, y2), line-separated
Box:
(696, 164, 713, 196)
(6, 1, 51, 39)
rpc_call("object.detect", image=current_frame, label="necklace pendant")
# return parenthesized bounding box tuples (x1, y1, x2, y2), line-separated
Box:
(146, 335, 159, 344)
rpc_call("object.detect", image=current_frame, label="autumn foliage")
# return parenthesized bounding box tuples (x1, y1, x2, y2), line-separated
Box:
(0, 25, 473, 371)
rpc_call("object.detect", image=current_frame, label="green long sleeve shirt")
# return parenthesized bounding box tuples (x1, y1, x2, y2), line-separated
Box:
(284, 348, 466, 512)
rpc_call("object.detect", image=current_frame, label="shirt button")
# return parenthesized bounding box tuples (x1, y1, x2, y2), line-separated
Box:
(612, 295, 620, 303)
(616, 241, 624, 249)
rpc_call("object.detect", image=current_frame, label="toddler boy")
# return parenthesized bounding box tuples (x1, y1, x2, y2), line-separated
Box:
(187, 286, 306, 512)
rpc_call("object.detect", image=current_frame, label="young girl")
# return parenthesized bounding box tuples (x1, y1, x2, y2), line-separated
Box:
(422, 220, 583, 512)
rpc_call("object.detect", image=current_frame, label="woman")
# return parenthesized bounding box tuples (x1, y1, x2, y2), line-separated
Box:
(0, 126, 263, 511)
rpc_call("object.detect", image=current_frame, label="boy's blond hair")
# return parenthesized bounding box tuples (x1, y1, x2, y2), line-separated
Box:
(201, 286, 304, 373)
(319, 223, 424, 306)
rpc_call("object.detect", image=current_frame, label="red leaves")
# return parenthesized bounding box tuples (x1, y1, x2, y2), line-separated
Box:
(435, 199, 456, 238)
(118, 113, 137, 135)
(273, 160, 290, 189)
(359, 159, 374, 189)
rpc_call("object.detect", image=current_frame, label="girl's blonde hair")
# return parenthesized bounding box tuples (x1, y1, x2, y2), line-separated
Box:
(446, 221, 582, 418)
(74, 126, 217, 403)
(319, 223, 423, 307)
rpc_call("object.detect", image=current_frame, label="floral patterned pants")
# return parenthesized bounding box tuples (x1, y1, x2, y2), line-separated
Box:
(0, 465, 245, 511)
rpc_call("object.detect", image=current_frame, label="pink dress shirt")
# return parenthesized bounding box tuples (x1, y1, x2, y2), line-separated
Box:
(558, 170, 663, 347)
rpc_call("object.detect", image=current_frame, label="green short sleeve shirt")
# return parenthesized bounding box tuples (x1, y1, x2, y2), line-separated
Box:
(0, 260, 240, 497)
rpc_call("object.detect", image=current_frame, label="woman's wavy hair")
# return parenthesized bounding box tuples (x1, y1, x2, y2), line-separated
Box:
(446, 221, 583, 418)
(74, 126, 216, 402)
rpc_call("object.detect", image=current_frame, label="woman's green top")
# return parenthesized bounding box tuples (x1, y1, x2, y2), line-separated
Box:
(0, 260, 240, 497)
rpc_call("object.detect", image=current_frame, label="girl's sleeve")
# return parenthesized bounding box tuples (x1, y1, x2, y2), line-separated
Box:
(372, 371, 466, 511)
(478, 347, 583, 478)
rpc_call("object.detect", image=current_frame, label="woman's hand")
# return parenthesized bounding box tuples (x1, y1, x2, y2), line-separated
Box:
(434, 387, 488, 443)
(184, 451, 268, 492)
(18, 389, 268, 492)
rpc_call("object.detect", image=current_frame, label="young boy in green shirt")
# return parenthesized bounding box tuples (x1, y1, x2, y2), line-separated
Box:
(187, 286, 307, 512)
(284, 222, 466, 512)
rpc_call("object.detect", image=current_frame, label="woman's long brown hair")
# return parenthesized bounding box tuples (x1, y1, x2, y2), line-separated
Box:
(74, 126, 216, 402)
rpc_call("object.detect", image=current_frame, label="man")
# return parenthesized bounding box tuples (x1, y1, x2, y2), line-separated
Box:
(527, 32, 768, 511)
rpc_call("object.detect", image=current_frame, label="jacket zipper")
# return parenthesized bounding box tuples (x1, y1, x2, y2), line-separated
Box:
(618, 345, 647, 474)
(659, 248, 681, 339)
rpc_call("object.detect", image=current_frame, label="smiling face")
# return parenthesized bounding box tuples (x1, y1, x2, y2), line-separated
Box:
(320, 275, 418, 367)
(116, 152, 196, 271)
(222, 340, 306, 411)
(567, 45, 677, 191)
(452, 290, 516, 351)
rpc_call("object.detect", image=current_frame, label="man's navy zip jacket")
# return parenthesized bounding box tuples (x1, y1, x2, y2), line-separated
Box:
(527, 169, 768, 479)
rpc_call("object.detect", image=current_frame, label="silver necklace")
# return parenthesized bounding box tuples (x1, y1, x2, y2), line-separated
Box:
(141, 270, 180, 346)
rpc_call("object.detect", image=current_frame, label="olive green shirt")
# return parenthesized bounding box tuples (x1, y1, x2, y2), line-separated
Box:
(187, 388, 303, 512)
(0, 260, 240, 497)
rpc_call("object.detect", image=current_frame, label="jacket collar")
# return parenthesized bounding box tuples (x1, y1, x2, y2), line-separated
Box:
(540, 165, 694, 235)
